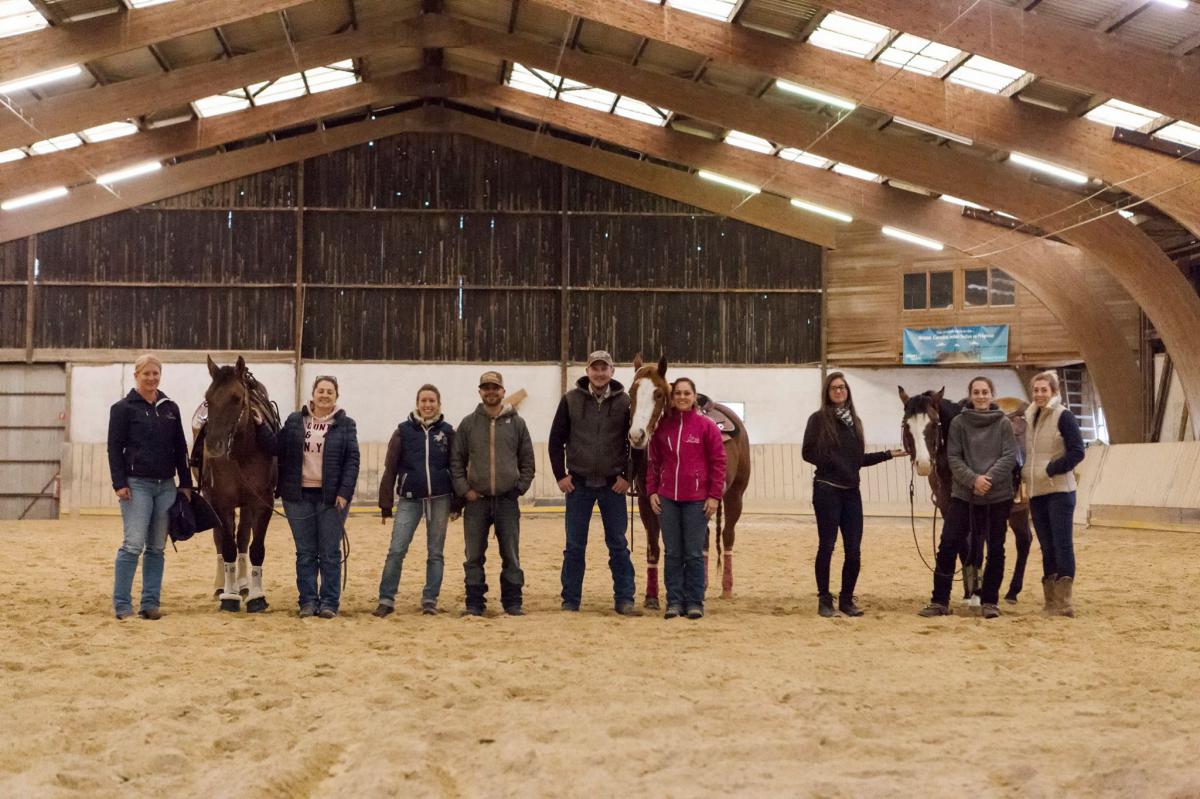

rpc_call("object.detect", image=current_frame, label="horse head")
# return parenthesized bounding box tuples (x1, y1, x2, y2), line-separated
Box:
(204, 355, 251, 460)
(898, 385, 944, 477)
(628, 353, 670, 450)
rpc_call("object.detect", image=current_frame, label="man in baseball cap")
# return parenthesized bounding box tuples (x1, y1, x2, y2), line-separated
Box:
(478, 370, 504, 388)
(548, 348, 640, 616)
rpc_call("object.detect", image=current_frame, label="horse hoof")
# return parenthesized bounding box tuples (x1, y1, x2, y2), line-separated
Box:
(721, 590, 733, 600)
(644, 597, 660, 610)
(246, 597, 268, 613)
(219, 598, 240, 612)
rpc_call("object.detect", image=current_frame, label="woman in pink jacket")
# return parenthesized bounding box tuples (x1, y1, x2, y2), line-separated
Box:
(647, 377, 727, 619)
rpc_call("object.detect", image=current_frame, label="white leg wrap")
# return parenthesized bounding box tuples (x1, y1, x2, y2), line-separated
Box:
(236, 553, 250, 592)
(248, 565, 266, 601)
(219, 562, 239, 601)
(213, 554, 225, 593)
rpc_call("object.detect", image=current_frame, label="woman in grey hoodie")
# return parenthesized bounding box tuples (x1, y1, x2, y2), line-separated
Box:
(919, 376, 1016, 620)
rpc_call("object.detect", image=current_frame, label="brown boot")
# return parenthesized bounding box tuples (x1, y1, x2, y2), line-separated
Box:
(1041, 574, 1057, 614)
(1055, 576, 1075, 618)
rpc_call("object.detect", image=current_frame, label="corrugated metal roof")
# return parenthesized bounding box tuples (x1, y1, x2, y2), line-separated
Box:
(737, 0, 822, 37)
(1114, 3, 1200, 51)
(1031, 0, 1130, 30)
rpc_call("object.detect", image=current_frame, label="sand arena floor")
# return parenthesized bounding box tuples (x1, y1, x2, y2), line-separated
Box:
(1, 511, 1198, 798)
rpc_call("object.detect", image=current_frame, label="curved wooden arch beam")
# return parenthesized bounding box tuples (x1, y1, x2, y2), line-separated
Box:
(817, 0, 1200, 128)
(467, 25, 1197, 436)
(520, 0, 1200, 241)
(466, 86, 1144, 440)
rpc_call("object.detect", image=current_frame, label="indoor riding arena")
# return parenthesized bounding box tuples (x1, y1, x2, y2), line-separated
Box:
(2, 0, 1200, 796)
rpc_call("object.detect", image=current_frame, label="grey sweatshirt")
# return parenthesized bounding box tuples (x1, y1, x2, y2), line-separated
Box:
(946, 407, 1017, 504)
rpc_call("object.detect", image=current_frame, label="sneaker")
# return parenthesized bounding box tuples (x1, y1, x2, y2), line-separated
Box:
(918, 602, 951, 617)
(1003, 594, 1019, 605)
(504, 606, 525, 616)
(371, 604, 394, 618)
(838, 596, 864, 617)
(421, 603, 438, 616)
(138, 608, 162, 621)
(686, 605, 704, 620)
(981, 603, 1001, 619)
(560, 601, 580, 612)
(615, 601, 643, 617)
(298, 604, 317, 618)
(317, 608, 337, 619)
(664, 604, 683, 619)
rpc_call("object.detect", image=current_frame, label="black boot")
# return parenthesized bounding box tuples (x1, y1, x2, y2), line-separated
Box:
(500, 577, 523, 616)
(818, 593, 838, 618)
(838, 594, 864, 617)
(464, 583, 487, 616)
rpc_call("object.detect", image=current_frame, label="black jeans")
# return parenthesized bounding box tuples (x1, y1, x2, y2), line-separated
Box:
(462, 495, 524, 610)
(932, 497, 1013, 605)
(812, 481, 864, 599)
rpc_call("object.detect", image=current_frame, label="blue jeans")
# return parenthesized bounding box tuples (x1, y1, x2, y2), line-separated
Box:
(282, 489, 347, 612)
(660, 497, 707, 609)
(462, 495, 523, 610)
(113, 477, 177, 614)
(377, 495, 450, 607)
(561, 482, 636, 607)
(1030, 491, 1077, 579)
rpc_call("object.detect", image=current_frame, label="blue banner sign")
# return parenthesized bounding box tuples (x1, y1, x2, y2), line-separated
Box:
(902, 325, 1009, 365)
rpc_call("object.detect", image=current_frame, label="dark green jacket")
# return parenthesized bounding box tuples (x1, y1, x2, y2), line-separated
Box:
(450, 403, 535, 497)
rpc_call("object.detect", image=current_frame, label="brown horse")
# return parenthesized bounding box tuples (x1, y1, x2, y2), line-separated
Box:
(203, 356, 277, 613)
(627, 355, 752, 606)
(899, 386, 1033, 603)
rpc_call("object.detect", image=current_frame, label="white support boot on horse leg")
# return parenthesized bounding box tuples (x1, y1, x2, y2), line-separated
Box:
(212, 554, 225, 598)
(219, 562, 240, 612)
(245, 565, 269, 613)
(236, 552, 250, 596)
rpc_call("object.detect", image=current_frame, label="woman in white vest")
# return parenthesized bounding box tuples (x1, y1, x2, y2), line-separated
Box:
(1023, 371, 1086, 617)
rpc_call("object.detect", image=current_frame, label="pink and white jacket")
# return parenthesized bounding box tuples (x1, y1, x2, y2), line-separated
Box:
(645, 408, 727, 502)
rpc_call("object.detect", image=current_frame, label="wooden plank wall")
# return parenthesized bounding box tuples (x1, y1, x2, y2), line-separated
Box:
(825, 226, 1140, 365)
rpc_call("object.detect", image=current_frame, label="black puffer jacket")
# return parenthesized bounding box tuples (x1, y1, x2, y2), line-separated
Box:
(261, 406, 360, 505)
(107, 389, 193, 490)
(378, 413, 455, 508)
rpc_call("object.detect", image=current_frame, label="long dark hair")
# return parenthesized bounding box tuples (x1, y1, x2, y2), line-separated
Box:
(814, 371, 864, 456)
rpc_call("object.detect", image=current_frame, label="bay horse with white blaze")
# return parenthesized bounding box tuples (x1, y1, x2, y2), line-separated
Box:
(202, 356, 277, 613)
(627, 355, 752, 607)
(899, 386, 1033, 602)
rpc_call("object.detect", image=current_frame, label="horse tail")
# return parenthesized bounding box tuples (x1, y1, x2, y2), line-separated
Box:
(715, 499, 725, 573)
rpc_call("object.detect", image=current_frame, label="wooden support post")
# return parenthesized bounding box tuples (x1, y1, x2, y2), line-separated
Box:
(293, 161, 305, 411)
(559, 165, 570, 395)
(819, 245, 828, 383)
(24, 234, 36, 363)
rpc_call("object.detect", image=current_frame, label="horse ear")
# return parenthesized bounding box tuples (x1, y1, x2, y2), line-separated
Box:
(207, 355, 218, 379)
(657, 355, 668, 379)
(235, 355, 246, 376)
(633, 352, 643, 370)
(898, 386, 910, 405)
(934, 387, 945, 403)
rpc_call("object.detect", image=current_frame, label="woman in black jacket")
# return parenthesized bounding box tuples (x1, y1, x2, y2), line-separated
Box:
(372, 384, 457, 617)
(258, 375, 359, 618)
(107, 353, 193, 620)
(802, 372, 904, 618)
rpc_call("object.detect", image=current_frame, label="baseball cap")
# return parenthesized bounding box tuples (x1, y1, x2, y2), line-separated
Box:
(587, 350, 615, 368)
(478, 370, 504, 388)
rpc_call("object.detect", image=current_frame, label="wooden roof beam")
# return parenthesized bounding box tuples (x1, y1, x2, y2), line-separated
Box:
(0, 11, 463, 152)
(464, 22, 1200, 435)
(519, 0, 1200, 242)
(0, 0, 316, 83)
(467, 85, 1144, 440)
(815, 0, 1200, 128)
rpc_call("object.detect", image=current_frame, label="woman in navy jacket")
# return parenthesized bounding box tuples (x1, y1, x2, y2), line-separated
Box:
(107, 353, 192, 620)
(258, 375, 359, 618)
(373, 384, 457, 617)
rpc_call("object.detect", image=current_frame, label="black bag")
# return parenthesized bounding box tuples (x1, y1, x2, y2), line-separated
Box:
(168, 491, 220, 544)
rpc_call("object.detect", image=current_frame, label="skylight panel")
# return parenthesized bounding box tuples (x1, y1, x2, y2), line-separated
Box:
(507, 63, 559, 99)
(193, 90, 252, 118)
(80, 121, 138, 143)
(253, 72, 307, 105)
(876, 34, 962, 76)
(1084, 99, 1161, 129)
(947, 55, 1027, 94)
(612, 96, 669, 126)
(808, 12, 891, 58)
(0, 148, 26, 163)
(1154, 120, 1200, 148)
(304, 60, 358, 94)
(724, 130, 774, 154)
(0, 1, 47, 39)
(663, 0, 737, 21)
(777, 148, 832, 169)
(29, 133, 83, 155)
(560, 85, 618, 112)
(831, 162, 880, 182)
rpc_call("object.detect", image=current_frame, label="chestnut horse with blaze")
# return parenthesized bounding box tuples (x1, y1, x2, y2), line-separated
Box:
(627, 355, 752, 607)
